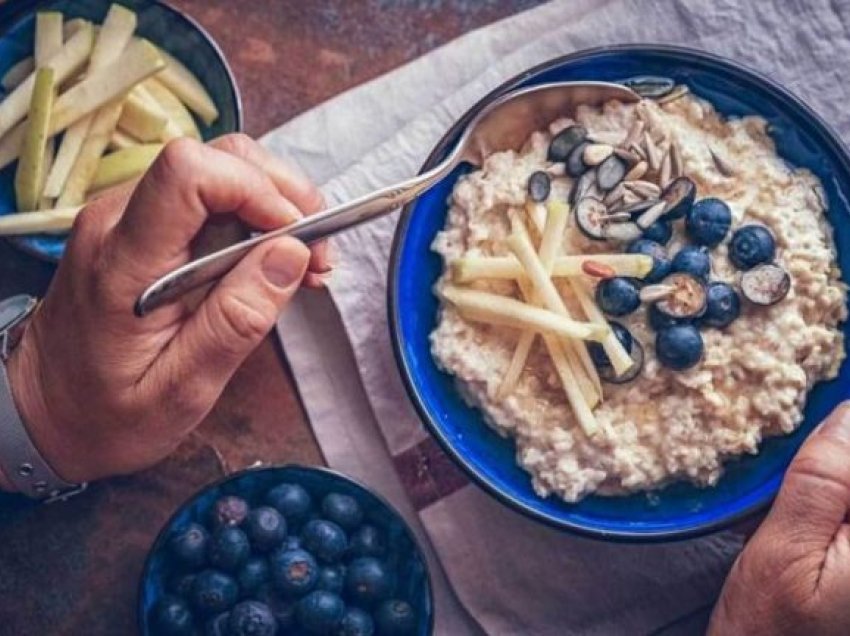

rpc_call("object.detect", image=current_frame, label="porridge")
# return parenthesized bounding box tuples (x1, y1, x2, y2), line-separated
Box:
(429, 83, 847, 502)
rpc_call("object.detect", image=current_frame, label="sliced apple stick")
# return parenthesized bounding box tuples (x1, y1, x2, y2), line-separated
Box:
(118, 90, 167, 141)
(0, 206, 82, 235)
(87, 3, 137, 72)
(63, 18, 89, 40)
(570, 277, 635, 377)
(143, 78, 200, 139)
(440, 286, 606, 342)
(57, 98, 125, 207)
(91, 143, 162, 191)
(35, 12, 64, 66)
(15, 68, 56, 212)
(152, 45, 219, 125)
(38, 138, 56, 209)
(452, 253, 654, 283)
(1, 58, 35, 91)
(0, 39, 165, 170)
(109, 129, 141, 151)
(132, 84, 182, 140)
(540, 332, 599, 437)
(508, 222, 605, 396)
(0, 24, 93, 139)
(43, 116, 92, 198)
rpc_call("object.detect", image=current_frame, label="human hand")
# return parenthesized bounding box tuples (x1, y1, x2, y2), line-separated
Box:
(1, 134, 328, 488)
(709, 402, 850, 636)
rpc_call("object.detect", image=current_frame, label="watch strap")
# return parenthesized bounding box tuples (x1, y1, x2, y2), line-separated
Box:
(0, 338, 84, 501)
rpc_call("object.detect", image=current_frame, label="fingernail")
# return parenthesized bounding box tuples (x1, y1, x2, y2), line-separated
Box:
(262, 240, 308, 288)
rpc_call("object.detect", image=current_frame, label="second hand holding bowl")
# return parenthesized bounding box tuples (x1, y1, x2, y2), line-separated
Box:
(134, 81, 639, 316)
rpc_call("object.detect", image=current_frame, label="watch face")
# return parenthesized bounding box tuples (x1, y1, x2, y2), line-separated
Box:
(0, 295, 36, 332)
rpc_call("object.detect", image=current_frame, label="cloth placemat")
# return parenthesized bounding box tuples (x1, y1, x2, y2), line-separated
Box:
(265, 0, 850, 633)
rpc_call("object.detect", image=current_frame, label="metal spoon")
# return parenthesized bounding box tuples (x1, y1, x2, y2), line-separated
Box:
(135, 81, 640, 315)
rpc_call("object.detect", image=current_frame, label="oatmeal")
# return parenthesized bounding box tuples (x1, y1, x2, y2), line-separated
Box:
(429, 88, 847, 502)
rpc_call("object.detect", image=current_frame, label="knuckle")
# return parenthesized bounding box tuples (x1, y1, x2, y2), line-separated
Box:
(151, 137, 204, 181)
(215, 132, 255, 157)
(216, 293, 274, 350)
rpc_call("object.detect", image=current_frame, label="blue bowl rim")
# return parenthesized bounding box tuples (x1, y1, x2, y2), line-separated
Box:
(387, 43, 850, 542)
(0, 0, 244, 264)
(135, 463, 436, 635)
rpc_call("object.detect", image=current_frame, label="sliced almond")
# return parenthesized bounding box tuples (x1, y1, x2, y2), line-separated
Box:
(587, 131, 623, 146)
(613, 147, 641, 166)
(623, 161, 648, 182)
(708, 145, 735, 177)
(583, 143, 614, 166)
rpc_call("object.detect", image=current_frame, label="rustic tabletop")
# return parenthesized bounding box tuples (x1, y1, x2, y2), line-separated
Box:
(0, 1, 542, 633)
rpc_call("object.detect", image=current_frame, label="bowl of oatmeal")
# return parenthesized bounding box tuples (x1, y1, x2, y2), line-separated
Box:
(388, 45, 850, 540)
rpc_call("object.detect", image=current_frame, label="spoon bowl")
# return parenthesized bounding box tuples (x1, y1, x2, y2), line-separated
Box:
(134, 81, 639, 315)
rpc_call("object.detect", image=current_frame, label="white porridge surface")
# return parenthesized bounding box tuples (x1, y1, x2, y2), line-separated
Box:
(429, 94, 847, 502)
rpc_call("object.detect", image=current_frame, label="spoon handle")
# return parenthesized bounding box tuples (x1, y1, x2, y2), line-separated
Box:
(134, 163, 451, 316)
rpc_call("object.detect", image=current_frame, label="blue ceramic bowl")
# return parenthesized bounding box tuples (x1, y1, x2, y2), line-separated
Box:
(138, 465, 434, 634)
(389, 45, 850, 541)
(0, 0, 242, 261)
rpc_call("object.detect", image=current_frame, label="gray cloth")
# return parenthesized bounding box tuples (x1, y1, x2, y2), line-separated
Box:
(265, 0, 850, 633)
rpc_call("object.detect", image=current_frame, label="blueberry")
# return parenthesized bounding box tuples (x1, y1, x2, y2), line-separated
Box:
(701, 282, 741, 328)
(205, 612, 230, 636)
(255, 585, 297, 630)
(527, 171, 551, 202)
(301, 519, 348, 563)
(671, 245, 711, 280)
(191, 570, 239, 616)
(296, 590, 346, 635)
(316, 564, 346, 594)
(167, 522, 209, 569)
(648, 303, 687, 331)
(209, 526, 251, 573)
(729, 224, 776, 270)
(595, 277, 640, 316)
(210, 495, 250, 530)
(641, 218, 673, 245)
(149, 595, 195, 636)
(169, 573, 198, 599)
(349, 525, 387, 559)
(686, 198, 732, 247)
(265, 483, 313, 527)
(228, 600, 277, 636)
(548, 125, 587, 163)
(245, 506, 287, 552)
(626, 239, 671, 283)
(344, 557, 392, 607)
(588, 322, 632, 368)
(237, 556, 270, 597)
(283, 535, 302, 551)
(320, 493, 364, 531)
(374, 599, 417, 636)
(338, 607, 375, 636)
(269, 548, 319, 597)
(655, 324, 704, 370)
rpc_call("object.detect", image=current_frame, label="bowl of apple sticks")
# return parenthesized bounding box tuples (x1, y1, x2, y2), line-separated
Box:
(0, 0, 241, 261)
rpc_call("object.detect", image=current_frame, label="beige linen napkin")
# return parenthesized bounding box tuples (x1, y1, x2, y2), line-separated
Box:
(265, 0, 850, 633)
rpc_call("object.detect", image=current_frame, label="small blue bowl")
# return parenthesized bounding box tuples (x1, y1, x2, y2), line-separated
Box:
(138, 465, 434, 634)
(389, 45, 850, 541)
(0, 0, 242, 262)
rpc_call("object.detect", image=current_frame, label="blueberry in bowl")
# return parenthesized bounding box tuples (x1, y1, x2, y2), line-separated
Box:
(139, 465, 433, 635)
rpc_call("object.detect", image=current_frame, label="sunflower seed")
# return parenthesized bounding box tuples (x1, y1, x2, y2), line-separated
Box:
(621, 190, 642, 206)
(657, 84, 690, 105)
(659, 150, 673, 187)
(602, 211, 634, 224)
(621, 75, 676, 99)
(583, 143, 614, 166)
(670, 139, 684, 179)
(544, 163, 566, 177)
(614, 147, 641, 166)
(636, 200, 668, 229)
(644, 131, 662, 172)
(708, 145, 735, 177)
(623, 160, 648, 182)
(603, 183, 628, 207)
(639, 284, 677, 303)
(629, 142, 647, 161)
(569, 169, 602, 204)
(623, 119, 645, 149)
(610, 197, 658, 216)
(587, 130, 624, 146)
(623, 179, 661, 199)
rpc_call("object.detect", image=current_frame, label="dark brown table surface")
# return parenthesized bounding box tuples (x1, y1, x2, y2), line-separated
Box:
(0, 1, 542, 633)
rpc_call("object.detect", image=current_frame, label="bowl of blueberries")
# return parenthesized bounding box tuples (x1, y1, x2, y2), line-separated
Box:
(139, 465, 433, 636)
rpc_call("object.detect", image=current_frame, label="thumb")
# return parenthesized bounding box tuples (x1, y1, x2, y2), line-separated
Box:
(153, 236, 310, 400)
(759, 402, 850, 552)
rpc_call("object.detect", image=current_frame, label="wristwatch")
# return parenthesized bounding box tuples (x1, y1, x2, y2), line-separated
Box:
(0, 294, 87, 502)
